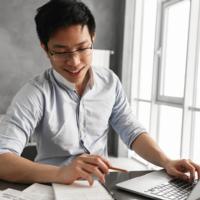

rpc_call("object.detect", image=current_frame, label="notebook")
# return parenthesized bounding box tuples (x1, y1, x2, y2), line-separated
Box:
(116, 170, 200, 200)
(52, 180, 114, 200)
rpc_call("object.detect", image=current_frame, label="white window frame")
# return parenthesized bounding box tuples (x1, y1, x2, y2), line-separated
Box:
(121, 0, 200, 164)
(156, 0, 191, 105)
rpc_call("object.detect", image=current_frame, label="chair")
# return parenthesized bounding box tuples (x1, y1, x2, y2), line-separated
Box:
(21, 143, 37, 161)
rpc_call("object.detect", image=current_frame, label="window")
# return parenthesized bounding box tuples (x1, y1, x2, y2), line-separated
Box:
(193, 112, 200, 162)
(158, 105, 182, 159)
(196, 39, 200, 108)
(157, 0, 190, 100)
(122, 0, 200, 166)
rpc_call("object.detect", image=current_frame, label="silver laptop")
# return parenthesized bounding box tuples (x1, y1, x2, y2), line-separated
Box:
(116, 170, 200, 200)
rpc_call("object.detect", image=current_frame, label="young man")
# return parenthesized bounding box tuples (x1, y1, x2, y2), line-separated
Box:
(0, 0, 199, 186)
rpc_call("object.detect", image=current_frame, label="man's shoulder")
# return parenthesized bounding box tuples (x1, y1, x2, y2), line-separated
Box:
(28, 68, 53, 90)
(30, 68, 51, 83)
(14, 68, 53, 100)
(93, 67, 119, 83)
(93, 66, 112, 74)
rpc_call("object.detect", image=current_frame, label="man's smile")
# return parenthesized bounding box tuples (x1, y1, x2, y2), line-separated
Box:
(63, 66, 85, 76)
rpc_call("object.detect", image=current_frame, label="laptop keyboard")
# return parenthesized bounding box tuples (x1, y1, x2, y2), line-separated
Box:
(146, 178, 197, 200)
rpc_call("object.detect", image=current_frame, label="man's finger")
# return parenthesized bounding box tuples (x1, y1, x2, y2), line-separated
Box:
(181, 160, 196, 182)
(98, 156, 111, 167)
(167, 168, 189, 181)
(82, 163, 105, 183)
(77, 167, 94, 186)
(190, 161, 200, 179)
(79, 155, 109, 174)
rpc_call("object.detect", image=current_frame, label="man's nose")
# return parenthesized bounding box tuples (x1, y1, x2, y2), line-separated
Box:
(65, 53, 81, 66)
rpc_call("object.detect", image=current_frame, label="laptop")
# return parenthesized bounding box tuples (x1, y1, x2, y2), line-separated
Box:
(116, 170, 200, 200)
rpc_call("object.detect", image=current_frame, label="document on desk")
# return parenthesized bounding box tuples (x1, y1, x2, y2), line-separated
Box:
(0, 188, 27, 200)
(53, 180, 114, 200)
(22, 183, 54, 200)
(0, 184, 54, 200)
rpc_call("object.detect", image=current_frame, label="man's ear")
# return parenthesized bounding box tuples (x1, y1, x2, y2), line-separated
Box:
(91, 32, 96, 43)
(41, 43, 50, 58)
(41, 43, 47, 52)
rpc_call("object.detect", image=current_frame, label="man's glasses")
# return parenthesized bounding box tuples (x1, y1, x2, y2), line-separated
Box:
(48, 44, 93, 62)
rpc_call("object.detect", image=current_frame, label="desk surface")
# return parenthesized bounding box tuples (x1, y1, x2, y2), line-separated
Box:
(0, 170, 152, 200)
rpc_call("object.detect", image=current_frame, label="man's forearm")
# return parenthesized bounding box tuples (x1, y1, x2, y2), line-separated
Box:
(0, 152, 111, 186)
(131, 133, 171, 168)
(0, 152, 60, 183)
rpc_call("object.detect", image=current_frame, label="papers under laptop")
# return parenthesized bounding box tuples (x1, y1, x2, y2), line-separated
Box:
(53, 180, 114, 200)
(116, 170, 200, 200)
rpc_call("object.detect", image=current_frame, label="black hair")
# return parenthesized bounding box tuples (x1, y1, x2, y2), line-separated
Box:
(35, 0, 96, 47)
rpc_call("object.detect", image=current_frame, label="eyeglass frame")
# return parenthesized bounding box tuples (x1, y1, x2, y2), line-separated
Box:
(48, 44, 93, 62)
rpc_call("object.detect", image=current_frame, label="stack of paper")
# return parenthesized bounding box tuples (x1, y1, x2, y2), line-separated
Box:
(53, 180, 114, 200)
(0, 181, 114, 200)
(0, 188, 26, 200)
(0, 183, 54, 200)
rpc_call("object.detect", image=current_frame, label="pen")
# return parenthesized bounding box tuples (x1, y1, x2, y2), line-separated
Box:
(80, 140, 90, 154)
(80, 140, 128, 173)
(108, 166, 128, 173)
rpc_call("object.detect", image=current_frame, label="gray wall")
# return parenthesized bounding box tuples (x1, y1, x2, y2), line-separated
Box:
(0, 0, 125, 114)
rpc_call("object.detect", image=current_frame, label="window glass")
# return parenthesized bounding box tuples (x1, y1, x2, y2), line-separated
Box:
(127, 0, 198, 166)
(193, 112, 200, 163)
(158, 105, 182, 159)
(196, 48, 200, 107)
(137, 102, 151, 132)
(160, 0, 190, 98)
(139, 0, 157, 100)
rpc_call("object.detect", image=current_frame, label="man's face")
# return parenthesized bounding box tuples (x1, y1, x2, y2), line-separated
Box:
(46, 25, 94, 86)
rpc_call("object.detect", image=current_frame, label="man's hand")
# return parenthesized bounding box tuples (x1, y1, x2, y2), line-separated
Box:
(164, 159, 200, 182)
(131, 133, 200, 182)
(56, 154, 110, 186)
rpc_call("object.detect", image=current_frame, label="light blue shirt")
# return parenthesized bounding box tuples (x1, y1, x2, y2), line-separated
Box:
(0, 67, 146, 165)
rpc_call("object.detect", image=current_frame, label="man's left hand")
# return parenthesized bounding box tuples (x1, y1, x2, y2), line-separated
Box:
(164, 159, 200, 182)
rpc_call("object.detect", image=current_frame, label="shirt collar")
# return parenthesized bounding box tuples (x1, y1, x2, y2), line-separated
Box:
(87, 68, 94, 89)
(52, 68, 94, 91)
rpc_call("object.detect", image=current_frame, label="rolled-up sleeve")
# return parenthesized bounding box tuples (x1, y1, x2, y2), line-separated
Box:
(0, 83, 43, 155)
(110, 76, 147, 149)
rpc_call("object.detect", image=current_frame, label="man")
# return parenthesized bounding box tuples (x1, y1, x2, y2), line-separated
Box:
(0, 0, 199, 186)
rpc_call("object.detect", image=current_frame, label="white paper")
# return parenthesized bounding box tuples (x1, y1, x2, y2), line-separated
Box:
(0, 188, 27, 200)
(53, 180, 113, 200)
(21, 183, 54, 200)
(0, 184, 54, 200)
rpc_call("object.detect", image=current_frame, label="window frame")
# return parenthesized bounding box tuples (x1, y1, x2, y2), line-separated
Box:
(122, 0, 200, 164)
(155, 0, 192, 106)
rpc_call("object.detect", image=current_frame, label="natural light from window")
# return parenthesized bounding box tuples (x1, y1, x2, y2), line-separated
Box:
(160, 1, 190, 98)
(138, 0, 155, 100)
(196, 47, 200, 107)
(126, 0, 200, 165)
(158, 105, 182, 159)
(193, 112, 200, 163)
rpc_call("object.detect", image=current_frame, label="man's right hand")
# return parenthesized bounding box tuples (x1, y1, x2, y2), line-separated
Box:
(56, 154, 111, 185)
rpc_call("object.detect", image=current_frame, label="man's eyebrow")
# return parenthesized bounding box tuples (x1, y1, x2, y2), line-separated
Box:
(52, 44, 66, 49)
(52, 41, 90, 49)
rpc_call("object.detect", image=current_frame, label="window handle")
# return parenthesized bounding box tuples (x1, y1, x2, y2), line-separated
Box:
(155, 47, 162, 56)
